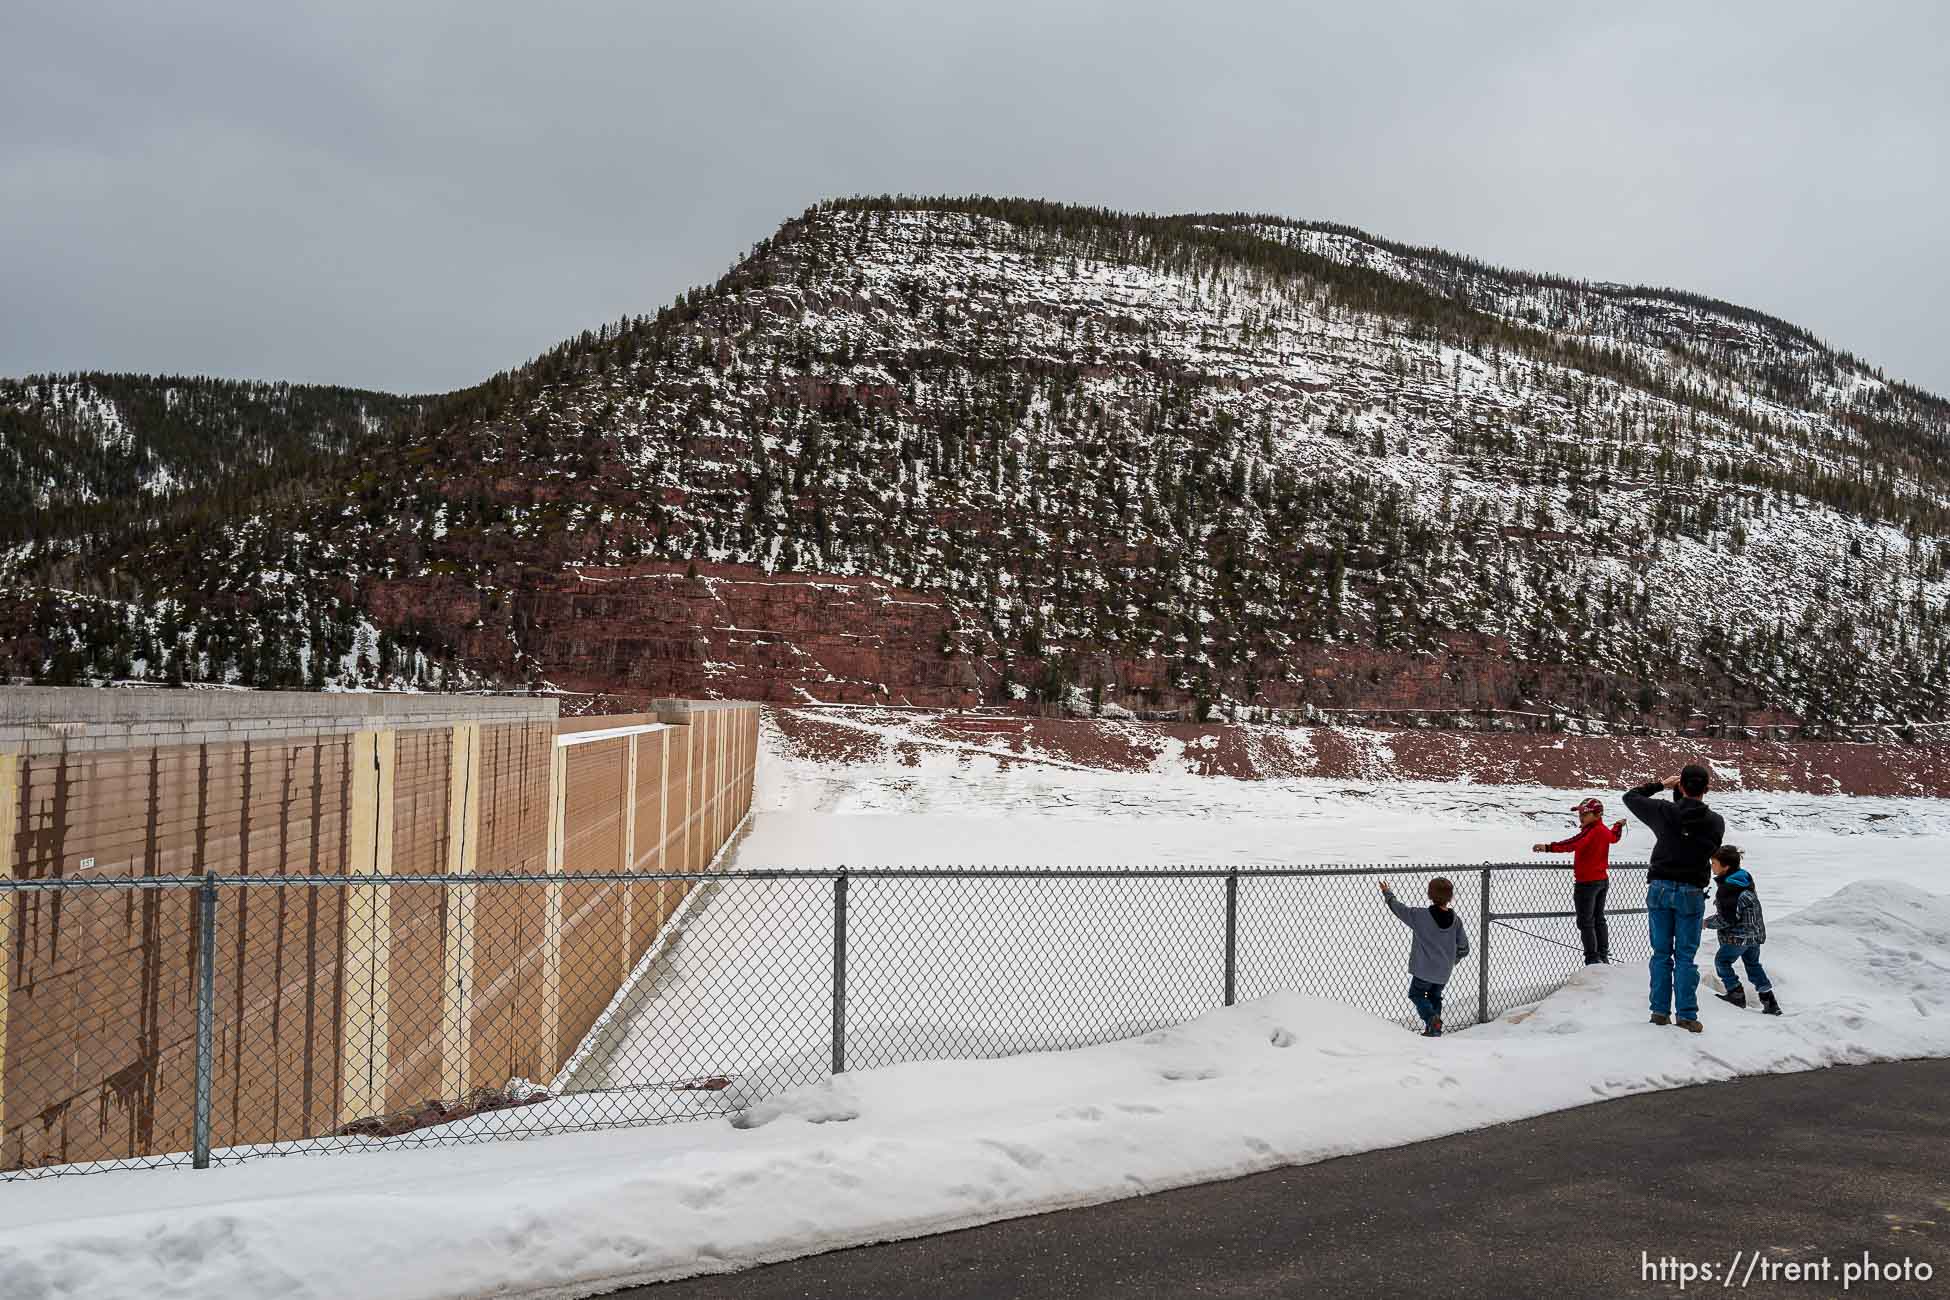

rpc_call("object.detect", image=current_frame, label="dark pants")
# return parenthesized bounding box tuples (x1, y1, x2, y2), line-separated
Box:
(1409, 976, 1445, 1030)
(1714, 942, 1772, 995)
(1573, 879, 1610, 964)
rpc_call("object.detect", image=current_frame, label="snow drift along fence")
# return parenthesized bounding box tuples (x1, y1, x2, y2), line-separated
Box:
(0, 692, 759, 1178)
(0, 860, 1645, 1178)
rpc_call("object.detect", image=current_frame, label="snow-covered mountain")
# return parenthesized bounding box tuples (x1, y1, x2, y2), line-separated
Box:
(5, 197, 1947, 729)
(1, 373, 418, 537)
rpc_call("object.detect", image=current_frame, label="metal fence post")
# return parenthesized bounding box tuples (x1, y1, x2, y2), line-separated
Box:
(831, 865, 848, 1076)
(1477, 867, 1492, 1025)
(193, 870, 217, 1169)
(1223, 869, 1238, 1007)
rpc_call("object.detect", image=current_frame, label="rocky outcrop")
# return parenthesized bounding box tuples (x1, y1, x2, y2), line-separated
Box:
(376, 562, 982, 705)
(365, 560, 1694, 721)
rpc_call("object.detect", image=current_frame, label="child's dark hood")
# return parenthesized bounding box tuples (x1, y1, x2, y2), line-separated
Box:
(1720, 867, 1753, 891)
(1428, 905, 1455, 929)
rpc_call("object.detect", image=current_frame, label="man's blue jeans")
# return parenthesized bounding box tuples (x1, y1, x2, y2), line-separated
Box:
(1647, 880, 1707, 1019)
(1408, 976, 1445, 1031)
(1714, 942, 1772, 995)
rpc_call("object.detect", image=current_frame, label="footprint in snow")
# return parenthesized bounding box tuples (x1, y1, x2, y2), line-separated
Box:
(676, 1182, 726, 1212)
(1269, 1028, 1297, 1048)
(979, 1139, 1047, 1171)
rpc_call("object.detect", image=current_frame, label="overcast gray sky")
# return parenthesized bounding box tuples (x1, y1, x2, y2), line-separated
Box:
(5, 1, 1946, 396)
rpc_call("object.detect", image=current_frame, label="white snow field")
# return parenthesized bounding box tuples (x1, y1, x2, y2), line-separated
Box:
(1, 725, 1947, 1300)
(742, 722, 1950, 908)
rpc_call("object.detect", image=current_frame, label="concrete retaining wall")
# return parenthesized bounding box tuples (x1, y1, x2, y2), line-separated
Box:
(0, 688, 759, 1172)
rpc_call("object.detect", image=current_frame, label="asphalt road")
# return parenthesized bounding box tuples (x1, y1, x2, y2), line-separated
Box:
(613, 1058, 1950, 1299)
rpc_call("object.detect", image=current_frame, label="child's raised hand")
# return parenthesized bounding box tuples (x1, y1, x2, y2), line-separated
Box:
(1378, 881, 1392, 895)
(1612, 820, 1625, 835)
(1531, 843, 1548, 852)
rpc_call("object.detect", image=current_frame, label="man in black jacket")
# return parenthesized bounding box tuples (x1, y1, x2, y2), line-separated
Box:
(1624, 763, 1724, 1033)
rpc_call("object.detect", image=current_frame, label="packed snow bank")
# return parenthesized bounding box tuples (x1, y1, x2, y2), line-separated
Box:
(2, 880, 1946, 1300)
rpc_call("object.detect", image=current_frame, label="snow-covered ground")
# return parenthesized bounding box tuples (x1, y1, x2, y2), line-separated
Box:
(2, 723, 1946, 1300)
(745, 729, 1950, 911)
(566, 728, 1950, 1108)
(1, 880, 1945, 1300)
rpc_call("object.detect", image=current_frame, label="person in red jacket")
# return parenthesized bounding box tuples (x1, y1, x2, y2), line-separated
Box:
(1533, 797, 1626, 964)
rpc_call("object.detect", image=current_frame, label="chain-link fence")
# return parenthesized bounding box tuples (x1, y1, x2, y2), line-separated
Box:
(0, 862, 1649, 1179)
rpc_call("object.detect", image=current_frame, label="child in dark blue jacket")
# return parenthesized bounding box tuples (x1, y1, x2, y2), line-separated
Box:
(1706, 845, 1781, 1015)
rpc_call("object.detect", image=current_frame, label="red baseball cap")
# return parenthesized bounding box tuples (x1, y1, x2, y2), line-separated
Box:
(1573, 798, 1604, 815)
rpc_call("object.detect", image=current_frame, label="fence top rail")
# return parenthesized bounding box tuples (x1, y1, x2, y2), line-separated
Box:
(555, 722, 668, 748)
(0, 863, 1655, 891)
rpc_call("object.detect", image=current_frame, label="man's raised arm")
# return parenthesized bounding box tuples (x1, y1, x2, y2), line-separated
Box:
(1623, 777, 1674, 833)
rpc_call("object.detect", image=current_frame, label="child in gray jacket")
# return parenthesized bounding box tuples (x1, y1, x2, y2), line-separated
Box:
(1380, 877, 1471, 1037)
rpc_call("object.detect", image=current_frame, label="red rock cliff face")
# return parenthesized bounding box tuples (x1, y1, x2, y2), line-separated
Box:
(361, 556, 1837, 735)
(376, 562, 988, 706)
(368, 560, 1654, 720)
